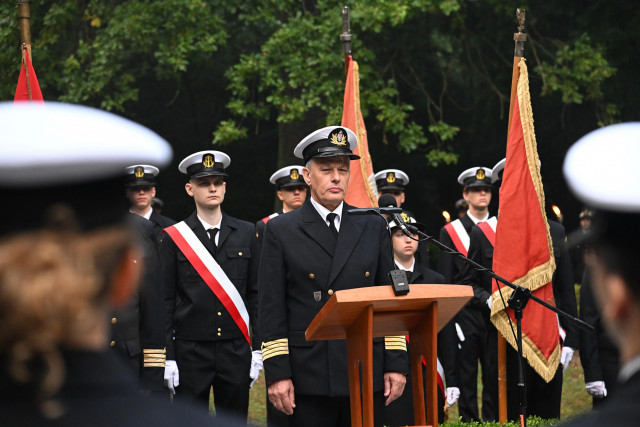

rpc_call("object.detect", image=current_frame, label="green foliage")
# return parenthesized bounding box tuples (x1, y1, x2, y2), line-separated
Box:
(537, 33, 616, 105)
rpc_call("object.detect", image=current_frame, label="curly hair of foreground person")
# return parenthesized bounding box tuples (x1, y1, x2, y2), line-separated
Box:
(0, 213, 137, 417)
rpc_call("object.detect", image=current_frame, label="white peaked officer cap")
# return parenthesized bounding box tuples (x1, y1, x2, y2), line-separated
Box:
(564, 122, 640, 213)
(179, 150, 231, 179)
(457, 166, 493, 188)
(375, 169, 410, 191)
(491, 159, 506, 183)
(0, 102, 172, 235)
(0, 102, 172, 187)
(294, 126, 359, 163)
(269, 165, 306, 188)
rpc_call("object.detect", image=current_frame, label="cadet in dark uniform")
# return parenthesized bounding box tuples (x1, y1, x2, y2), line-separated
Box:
(162, 151, 261, 421)
(561, 123, 640, 426)
(375, 168, 431, 269)
(0, 102, 218, 425)
(580, 269, 620, 407)
(256, 165, 307, 248)
(109, 213, 166, 393)
(460, 159, 505, 423)
(260, 126, 408, 426)
(455, 199, 469, 219)
(125, 164, 175, 242)
(437, 166, 493, 422)
(382, 211, 458, 426)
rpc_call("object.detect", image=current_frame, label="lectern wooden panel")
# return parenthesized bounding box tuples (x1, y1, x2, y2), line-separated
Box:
(306, 284, 472, 427)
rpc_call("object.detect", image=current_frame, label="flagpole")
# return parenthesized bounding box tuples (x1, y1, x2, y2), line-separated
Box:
(18, 0, 32, 61)
(340, 6, 352, 77)
(499, 8, 527, 425)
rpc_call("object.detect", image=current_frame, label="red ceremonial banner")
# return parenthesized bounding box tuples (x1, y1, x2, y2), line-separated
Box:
(14, 47, 44, 102)
(342, 57, 377, 208)
(490, 59, 560, 382)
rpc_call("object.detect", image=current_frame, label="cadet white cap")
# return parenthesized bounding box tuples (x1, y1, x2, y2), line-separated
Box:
(564, 122, 640, 213)
(178, 150, 231, 179)
(375, 169, 409, 191)
(124, 164, 160, 187)
(269, 165, 306, 188)
(457, 167, 493, 188)
(294, 126, 359, 162)
(0, 102, 172, 187)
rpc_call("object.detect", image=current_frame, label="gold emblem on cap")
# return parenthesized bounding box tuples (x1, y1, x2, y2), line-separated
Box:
(290, 169, 299, 180)
(400, 212, 410, 223)
(386, 172, 396, 183)
(134, 166, 144, 178)
(203, 154, 215, 168)
(330, 130, 347, 146)
(476, 169, 485, 180)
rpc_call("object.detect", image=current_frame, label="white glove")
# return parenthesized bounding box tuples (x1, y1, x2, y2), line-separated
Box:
(249, 350, 263, 388)
(446, 387, 460, 408)
(560, 347, 574, 373)
(455, 322, 465, 342)
(164, 360, 180, 394)
(585, 381, 607, 398)
(486, 296, 493, 310)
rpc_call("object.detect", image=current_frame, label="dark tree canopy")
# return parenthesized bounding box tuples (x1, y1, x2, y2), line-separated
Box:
(0, 0, 636, 234)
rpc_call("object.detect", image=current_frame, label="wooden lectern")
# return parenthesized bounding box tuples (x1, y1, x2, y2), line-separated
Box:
(306, 284, 472, 427)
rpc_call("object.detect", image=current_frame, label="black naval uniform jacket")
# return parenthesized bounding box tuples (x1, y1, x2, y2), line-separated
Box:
(0, 350, 219, 426)
(259, 200, 408, 396)
(163, 211, 261, 360)
(437, 213, 475, 287)
(149, 209, 175, 243)
(110, 214, 165, 391)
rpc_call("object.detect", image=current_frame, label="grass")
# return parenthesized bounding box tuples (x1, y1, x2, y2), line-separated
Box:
(237, 352, 592, 425)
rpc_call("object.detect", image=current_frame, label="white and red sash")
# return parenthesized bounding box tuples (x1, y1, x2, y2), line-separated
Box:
(476, 216, 498, 247)
(164, 222, 251, 345)
(444, 219, 470, 257)
(261, 212, 279, 224)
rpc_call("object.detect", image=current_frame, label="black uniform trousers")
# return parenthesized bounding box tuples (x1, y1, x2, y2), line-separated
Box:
(175, 338, 251, 418)
(383, 264, 451, 426)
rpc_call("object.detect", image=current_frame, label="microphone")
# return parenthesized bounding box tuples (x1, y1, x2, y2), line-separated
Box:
(346, 193, 403, 215)
(377, 193, 417, 238)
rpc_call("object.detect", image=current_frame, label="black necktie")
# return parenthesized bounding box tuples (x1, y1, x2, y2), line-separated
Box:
(326, 213, 338, 239)
(208, 228, 219, 254)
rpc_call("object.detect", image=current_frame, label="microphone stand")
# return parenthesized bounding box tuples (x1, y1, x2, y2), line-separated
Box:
(403, 226, 594, 424)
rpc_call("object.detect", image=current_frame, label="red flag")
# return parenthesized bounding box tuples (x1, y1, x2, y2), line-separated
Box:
(14, 47, 43, 102)
(342, 57, 377, 208)
(490, 58, 560, 382)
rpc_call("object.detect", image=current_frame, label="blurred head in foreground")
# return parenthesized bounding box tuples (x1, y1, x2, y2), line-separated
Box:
(564, 122, 640, 368)
(0, 102, 171, 416)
